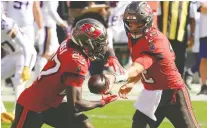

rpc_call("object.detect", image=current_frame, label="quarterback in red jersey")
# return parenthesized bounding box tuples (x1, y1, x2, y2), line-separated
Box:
(11, 19, 118, 128)
(108, 2, 200, 128)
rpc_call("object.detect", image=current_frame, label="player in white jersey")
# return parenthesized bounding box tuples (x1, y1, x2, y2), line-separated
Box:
(108, 1, 131, 44)
(184, 2, 201, 89)
(2, 1, 43, 46)
(35, 1, 69, 78)
(197, 1, 207, 95)
(107, 1, 132, 67)
(1, 4, 37, 118)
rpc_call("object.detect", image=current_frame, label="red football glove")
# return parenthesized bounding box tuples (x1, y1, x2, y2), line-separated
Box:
(100, 94, 118, 107)
(105, 56, 125, 75)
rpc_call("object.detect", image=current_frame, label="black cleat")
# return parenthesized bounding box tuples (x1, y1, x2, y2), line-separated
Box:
(197, 85, 207, 95)
(184, 71, 192, 90)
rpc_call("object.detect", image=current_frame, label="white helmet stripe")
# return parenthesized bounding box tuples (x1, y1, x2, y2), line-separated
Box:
(88, 39, 94, 49)
(71, 36, 79, 45)
(72, 36, 83, 47)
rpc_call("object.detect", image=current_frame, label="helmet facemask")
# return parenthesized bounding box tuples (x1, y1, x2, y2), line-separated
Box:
(124, 19, 146, 38)
(84, 39, 108, 61)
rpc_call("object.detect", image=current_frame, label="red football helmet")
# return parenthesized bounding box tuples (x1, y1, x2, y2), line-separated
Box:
(123, 2, 154, 37)
(71, 18, 108, 61)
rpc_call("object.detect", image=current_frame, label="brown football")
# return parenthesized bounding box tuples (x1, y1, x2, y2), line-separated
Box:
(88, 74, 109, 94)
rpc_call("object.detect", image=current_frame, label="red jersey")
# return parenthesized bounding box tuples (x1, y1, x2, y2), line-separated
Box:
(128, 27, 184, 90)
(18, 39, 90, 112)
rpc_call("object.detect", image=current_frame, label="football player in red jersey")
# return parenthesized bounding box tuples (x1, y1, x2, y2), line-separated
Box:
(107, 2, 200, 128)
(11, 18, 118, 128)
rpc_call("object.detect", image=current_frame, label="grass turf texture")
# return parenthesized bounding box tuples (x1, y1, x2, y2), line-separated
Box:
(2, 101, 207, 128)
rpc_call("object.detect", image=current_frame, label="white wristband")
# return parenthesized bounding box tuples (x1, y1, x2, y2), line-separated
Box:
(114, 72, 128, 83)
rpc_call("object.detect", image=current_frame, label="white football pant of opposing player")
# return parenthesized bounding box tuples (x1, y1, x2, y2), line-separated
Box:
(1, 3, 37, 113)
(34, 1, 69, 80)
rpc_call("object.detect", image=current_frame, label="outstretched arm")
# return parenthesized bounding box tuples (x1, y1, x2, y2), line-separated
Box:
(104, 62, 143, 89)
(48, 2, 68, 28)
(33, 1, 43, 30)
(105, 54, 155, 98)
(66, 86, 101, 112)
(66, 85, 117, 112)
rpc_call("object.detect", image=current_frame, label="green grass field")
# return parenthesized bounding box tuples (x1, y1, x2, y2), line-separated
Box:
(2, 101, 207, 128)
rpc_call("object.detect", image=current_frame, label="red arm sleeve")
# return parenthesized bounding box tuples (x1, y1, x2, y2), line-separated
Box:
(134, 54, 155, 70)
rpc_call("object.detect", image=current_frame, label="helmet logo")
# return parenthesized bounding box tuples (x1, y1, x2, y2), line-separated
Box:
(80, 23, 101, 39)
(143, 4, 153, 14)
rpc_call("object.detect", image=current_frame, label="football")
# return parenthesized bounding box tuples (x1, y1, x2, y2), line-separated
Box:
(88, 74, 110, 94)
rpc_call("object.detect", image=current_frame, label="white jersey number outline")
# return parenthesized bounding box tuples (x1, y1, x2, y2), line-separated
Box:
(38, 54, 61, 80)
(13, 1, 29, 10)
(141, 70, 155, 84)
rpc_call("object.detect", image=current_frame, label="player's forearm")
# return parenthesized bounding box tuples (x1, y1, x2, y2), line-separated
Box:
(49, 9, 66, 27)
(66, 86, 102, 112)
(112, 62, 144, 83)
(33, 1, 43, 29)
(23, 45, 37, 68)
(124, 74, 141, 88)
(127, 62, 145, 78)
(17, 32, 37, 67)
(75, 99, 102, 112)
(8, 24, 37, 67)
(48, 2, 66, 27)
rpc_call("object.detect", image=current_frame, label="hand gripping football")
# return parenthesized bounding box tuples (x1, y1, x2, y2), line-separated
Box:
(88, 74, 110, 94)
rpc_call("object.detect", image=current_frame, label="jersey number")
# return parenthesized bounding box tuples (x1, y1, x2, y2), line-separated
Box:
(110, 16, 118, 26)
(38, 54, 61, 80)
(13, 1, 29, 9)
(141, 70, 155, 84)
(59, 89, 66, 96)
